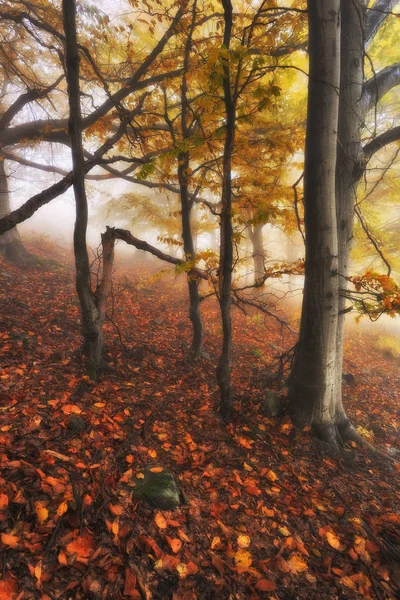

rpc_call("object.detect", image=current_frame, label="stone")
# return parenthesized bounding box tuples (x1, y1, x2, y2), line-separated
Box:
(342, 372, 355, 384)
(261, 390, 282, 417)
(132, 466, 181, 510)
(68, 415, 86, 434)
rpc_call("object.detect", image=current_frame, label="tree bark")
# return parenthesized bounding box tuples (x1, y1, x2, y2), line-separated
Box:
(178, 0, 203, 358)
(249, 222, 265, 286)
(0, 159, 35, 265)
(334, 0, 367, 440)
(288, 0, 342, 444)
(62, 0, 102, 379)
(217, 0, 235, 422)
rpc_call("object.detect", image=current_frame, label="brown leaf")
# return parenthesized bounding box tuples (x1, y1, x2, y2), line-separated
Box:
(255, 579, 276, 592)
(166, 536, 182, 554)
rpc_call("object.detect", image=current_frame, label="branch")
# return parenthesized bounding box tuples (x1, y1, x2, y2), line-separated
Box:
(365, 0, 400, 48)
(362, 62, 400, 117)
(0, 104, 147, 234)
(110, 227, 208, 280)
(362, 125, 400, 162)
(0, 75, 64, 130)
(0, 3, 187, 148)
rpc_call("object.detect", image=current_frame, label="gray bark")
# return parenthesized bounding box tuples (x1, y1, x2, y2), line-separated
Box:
(249, 222, 265, 285)
(361, 63, 400, 117)
(0, 160, 34, 265)
(288, 0, 342, 442)
(365, 0, 399, 48)
(217, 0, 235, 422)
(178, 0, 203, 358)
(334, 0, 368, 441)
(62, 0, 102, 379)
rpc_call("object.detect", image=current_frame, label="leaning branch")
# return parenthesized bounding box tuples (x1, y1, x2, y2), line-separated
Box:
(365, 0, 400, 48)
(362, 62, 400, 117)
(362, 125, 400, 162)
(110, 227, 208, 280)
(0, 75, 64, 130)
(0, 104, 147, 234)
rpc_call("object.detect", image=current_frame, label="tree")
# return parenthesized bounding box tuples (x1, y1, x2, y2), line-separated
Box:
(289, 0, 400, 445)
(288, 0, 342, 442)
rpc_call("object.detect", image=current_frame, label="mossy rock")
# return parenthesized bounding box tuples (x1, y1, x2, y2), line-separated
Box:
(131, 466, 180, 510)
(261, 390, 282, 417)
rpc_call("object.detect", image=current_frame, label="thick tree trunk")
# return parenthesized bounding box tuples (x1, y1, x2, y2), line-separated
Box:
(334, 0, 367, 439)
(288, 0, 342, 444)
(0, 160, 35, 265)
(63, 0, 102, 379)
(249, 222, 265, 286)
(217, 0, 235, 422)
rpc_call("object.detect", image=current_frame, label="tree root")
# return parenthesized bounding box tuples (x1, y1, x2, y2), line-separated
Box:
(339, 422, 397, 464)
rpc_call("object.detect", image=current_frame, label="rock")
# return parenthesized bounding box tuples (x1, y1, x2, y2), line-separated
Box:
(132, 466, 181, 510)
(342, 372, 355, 384)
(261, 390, 282, 417)
(68, 415, 86, 434)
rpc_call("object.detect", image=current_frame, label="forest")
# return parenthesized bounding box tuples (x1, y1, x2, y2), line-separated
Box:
(0, 0, 399, 598)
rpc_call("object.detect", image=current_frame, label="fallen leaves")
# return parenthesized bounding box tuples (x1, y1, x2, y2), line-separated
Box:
(154, 512, 167, 530)
(1, 532, 19, 548)
(234, 548, 252, 572)
(0, 255, 399, 599)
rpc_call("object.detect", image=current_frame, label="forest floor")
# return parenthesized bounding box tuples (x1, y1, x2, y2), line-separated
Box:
(0, 238, 399, 600)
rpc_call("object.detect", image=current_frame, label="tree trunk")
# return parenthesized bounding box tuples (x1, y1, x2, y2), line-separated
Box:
(179, 153, 204, 358)
(249, 222, 265, 286)
(0, 159, 35, 265)
(63, 0, 102, 379)
(175, 0, 203, 359)
(334, 0, 367, 439)
(288, 0, 342, 444)
(217, 0, 235, 422)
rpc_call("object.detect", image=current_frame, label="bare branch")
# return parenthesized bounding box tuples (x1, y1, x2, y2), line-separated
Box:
(362, 62, 400, 116)
(362, 125, 400, 162)
(365, 0, 400, 48)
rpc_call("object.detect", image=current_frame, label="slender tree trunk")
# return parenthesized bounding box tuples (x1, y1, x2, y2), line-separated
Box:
(217, 0, 235, 422)
(63, 0, 102, 379)
(249, 222, 265, 285)
(288, 0, 342, 444)
(0, 159, 35, 265)
(179, 155, 204, 357)
(334, 0, 367, 439)
(176, 0, 203, 358)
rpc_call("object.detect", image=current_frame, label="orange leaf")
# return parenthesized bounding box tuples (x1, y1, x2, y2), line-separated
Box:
(166, 536, 182, 553)
(154, 554, 180, 570)
(1, 533, 19, 548)
(211, 553, 225, 576)
(149, 467, 164, 473)
(123, 568, 137, 597)
(65, 533, 94, 562)
(57, 501, 68, 516)
(0, 577, 17, 600)
(245, 485, 261, 496)
(234, 549, 252, 573)
(237, 534, 251, 549)
(0, 493, 9, 510)
(238, 437, 253, 449)
(35, 504, 49, 524)
(255, 579, 276, 592)
(58, 550, 68, 565)
(154, 512, 167, 529)
(266, 470, 278, 482)
(326, 531, 343, 551)
(176, 563, 188, 579)
(61, 404, 82, 415)
(287, 554, 308, 574)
